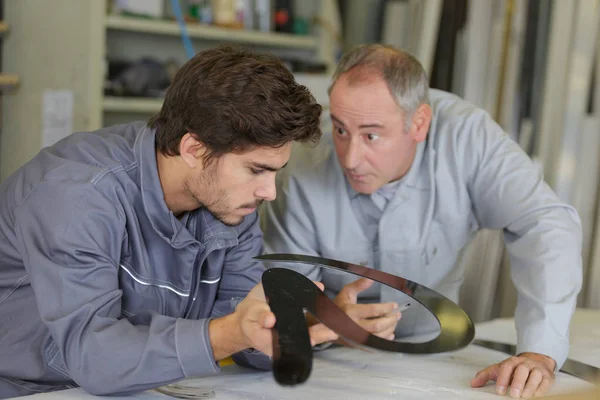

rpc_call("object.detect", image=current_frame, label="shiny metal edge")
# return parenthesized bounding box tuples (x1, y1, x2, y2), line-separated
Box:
(255, 253, 475, 353)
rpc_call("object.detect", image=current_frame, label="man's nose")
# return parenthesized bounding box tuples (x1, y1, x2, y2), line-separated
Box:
(256, 175, 277, 202)
(341, 139, 362, 170)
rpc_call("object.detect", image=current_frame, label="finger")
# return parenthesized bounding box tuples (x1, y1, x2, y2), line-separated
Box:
(338, 278, 375, 303)
(377, 329, 396, 340)
(471, 365, 499, 388)
(338, 303, 373, 319)
(534, 376, 553, 397)
(354, 302, 399, 319)
(509, 363, 531, 398)
(308, 323, 339, 346)
(312, 281, 325, 291)
(521, 369, 543, 399)
(496, 360, 518, 395)
(361, 313, 400, 335)
(378, 325, 396, 340)
(365, 303, 400, 319)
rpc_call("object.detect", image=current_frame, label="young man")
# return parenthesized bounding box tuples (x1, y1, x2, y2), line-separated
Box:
(0, 45, 337, 398)
(262, 44, 583, 398)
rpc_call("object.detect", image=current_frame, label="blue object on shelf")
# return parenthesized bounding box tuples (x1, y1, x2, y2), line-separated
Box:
(171, 0, 196, 59)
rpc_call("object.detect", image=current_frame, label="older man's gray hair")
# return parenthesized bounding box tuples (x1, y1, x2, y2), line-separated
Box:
(328, 44, 430, 123)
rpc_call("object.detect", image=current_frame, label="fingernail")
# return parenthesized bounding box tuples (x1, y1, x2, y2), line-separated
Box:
(393, 303, 398, 309)
(510, 388, 520, 398)
(496, 386, 506, 395)
(396, 313, 401, 320)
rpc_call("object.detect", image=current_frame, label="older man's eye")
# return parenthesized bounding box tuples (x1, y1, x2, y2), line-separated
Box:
(366, 133, 380, 141)
(335, 126, 346, 135)
(250, 168, 264, 175)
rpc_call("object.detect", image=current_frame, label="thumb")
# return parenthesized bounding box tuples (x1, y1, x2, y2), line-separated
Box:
(259, 310, 276, 329)
(339, 278, 374, 303)
(312, 281, 325, 292)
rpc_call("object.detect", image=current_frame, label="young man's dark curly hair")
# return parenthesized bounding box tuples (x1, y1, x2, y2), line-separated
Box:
(149, 45, 323, 165)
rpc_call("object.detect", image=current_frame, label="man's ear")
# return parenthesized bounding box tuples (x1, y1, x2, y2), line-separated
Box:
(179, 133, 206, 169)
(409, 104, 432, 143)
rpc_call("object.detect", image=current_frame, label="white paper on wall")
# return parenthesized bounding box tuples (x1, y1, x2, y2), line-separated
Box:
(42, 90, 73, 148)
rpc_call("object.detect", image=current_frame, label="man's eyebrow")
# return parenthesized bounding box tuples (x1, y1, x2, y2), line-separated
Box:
(358, 122, 384, 129)
(330, 114, 345, 127)
(331, 114, 384, 129)
(250, 162, 288, 172)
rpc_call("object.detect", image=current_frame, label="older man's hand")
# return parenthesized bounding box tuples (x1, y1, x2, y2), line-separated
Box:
(471, 352, 556, 398)
(334, 278, 401, 340)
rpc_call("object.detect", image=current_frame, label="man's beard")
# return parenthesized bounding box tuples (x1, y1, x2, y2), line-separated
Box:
(187, 185, 264, 226)
(205, 199, 264, 227)
(185, 170, 263, 226)
(208, 207, 244, 227)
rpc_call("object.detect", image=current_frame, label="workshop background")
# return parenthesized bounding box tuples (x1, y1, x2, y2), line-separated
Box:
(1, 0, 599, 321)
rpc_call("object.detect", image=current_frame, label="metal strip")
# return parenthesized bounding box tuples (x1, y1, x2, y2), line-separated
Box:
(257, 254, 475, 385)
(554, 0, 600, 203)
(535, 1, 576, 185)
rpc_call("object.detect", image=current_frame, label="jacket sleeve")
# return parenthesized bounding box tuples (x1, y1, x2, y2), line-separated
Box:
(260, 164, 324, 282)
(208, 212, 272, 370)
(462, 111, 583, 369)
(15, 182, 219, 396)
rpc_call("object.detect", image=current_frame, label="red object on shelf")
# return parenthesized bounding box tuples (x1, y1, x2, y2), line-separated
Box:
(275, 10, 289, 26)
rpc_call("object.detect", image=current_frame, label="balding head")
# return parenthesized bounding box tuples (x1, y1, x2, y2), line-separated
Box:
(328, 44, 429, 119)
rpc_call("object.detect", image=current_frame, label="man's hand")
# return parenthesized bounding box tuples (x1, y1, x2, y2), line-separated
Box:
(333, 278, 401, 340)
(210, 282, 338, 360)
(471, 353, 556, 398)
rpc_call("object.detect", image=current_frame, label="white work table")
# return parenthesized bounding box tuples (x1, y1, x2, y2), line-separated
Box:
(19, 309, 600, 399)
(475, 308, 600, 370)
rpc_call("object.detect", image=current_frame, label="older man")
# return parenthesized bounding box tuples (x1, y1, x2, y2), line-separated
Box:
(262, 44, 582, 398)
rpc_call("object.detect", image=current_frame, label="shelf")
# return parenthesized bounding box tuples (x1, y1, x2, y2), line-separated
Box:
(0, 21, 8, 35)
(105, 15, 318, 50)
(0, 74, 19, 88)
(103, 96, 162, 113)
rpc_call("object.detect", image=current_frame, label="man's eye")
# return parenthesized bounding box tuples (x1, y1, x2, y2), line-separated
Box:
(251, 168, 264, 175)
(366, 133, 380, 141)
(335, 126, 346, 135)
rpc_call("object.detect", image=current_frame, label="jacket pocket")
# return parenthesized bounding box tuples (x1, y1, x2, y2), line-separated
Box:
(45, 340, 72, 380)
(424, 216, 473, 267)
(117, 260, 188, 316)
(422, 217, 476, 303)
